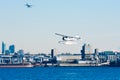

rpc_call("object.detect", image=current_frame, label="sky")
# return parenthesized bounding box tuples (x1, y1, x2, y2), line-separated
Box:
(0, 0, 120, 54)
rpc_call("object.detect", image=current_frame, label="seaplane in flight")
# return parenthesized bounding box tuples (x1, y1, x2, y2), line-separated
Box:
(25, 3, 32, 8)
(55, 33, 81, 45)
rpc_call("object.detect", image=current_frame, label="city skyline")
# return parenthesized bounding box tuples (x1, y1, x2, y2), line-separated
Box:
(0, 0, 120, 53)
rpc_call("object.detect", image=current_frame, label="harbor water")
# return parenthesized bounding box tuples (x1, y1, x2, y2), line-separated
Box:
(0, 67, 120, 80)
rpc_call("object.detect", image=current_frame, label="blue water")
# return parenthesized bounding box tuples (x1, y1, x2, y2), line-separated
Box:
(0, 67, 120, 80)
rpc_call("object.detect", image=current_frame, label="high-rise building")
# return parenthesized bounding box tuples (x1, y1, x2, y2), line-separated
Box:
(2, 41, 6, 54)
(81, 44, 92, 60)
(51, 48, 57, 58)
(94, 48, 99, 64)
(9, 45, 15, 53)
(81, 45, 85, 60)
(94, 48, 99, 55)
(51, 49, 54, 58)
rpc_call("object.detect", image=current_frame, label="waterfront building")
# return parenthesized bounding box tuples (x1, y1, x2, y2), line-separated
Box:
(23, 53, 35, 63)
(34, 54, 44, 63)
(0, 54, 12, 64)
(81, 44, 92, 60)
(17, 49, 24, 55)
(116, 52, 120, 61)
(9, 45, 15, 53)
(2, 42, 6, 54)
(57, 53, 81, 63)
(99, 51, 117, 63)
(0, 53, 23, 64)
(12, 53, 23, 64)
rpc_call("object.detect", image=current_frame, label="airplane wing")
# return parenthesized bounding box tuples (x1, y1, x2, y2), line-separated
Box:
(55, 33, 80, 39)
(55, 33, 67, 37)
(55, 33, 73, 38)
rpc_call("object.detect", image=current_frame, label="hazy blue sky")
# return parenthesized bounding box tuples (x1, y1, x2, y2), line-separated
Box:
(0, 0, 120, 54)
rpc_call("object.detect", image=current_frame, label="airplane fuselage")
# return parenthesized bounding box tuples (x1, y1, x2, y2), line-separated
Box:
(62, 37, 77, 41)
